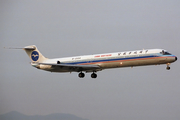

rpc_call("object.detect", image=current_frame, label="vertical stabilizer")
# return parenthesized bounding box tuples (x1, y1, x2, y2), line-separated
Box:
(23, 45, 48, 62)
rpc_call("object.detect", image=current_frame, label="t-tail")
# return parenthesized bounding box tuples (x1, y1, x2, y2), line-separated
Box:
(23, 45, 48, 63)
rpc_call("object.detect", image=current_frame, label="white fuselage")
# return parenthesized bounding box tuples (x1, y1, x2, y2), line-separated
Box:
(38, 49, 177, 72)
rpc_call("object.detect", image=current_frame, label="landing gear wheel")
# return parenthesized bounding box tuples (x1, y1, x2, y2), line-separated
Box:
(91, 73, 97, 78)
(78, 72, 85, 78)
(166, 66, 170, 70)
(166, 63, 171, 70)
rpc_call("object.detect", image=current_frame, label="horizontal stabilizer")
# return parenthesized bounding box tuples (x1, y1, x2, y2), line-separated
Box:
(23, 46, 36, 50)
(4, 47, 23, 49)
(4, 45, 36, 50)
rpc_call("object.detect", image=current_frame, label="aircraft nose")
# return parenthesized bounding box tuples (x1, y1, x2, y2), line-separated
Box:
(175, 56, 177, 61)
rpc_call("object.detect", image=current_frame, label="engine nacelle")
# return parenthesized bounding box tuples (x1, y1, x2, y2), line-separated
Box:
(36, 64, 52, 70)
(31, 63, 52, 70)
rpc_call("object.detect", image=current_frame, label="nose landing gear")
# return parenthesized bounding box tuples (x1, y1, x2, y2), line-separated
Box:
(166, 66, 170, 70)
(166, 63, 170, 70)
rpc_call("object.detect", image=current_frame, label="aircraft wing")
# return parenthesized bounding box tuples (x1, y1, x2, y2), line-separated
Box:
(38, 63, 101, 72)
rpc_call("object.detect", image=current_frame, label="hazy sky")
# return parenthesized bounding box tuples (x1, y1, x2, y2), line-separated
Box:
(1, 0, 180, 120)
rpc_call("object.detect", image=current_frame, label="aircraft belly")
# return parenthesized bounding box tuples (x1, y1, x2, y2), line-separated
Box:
(98, 62, 120, 68)
(44, 67, 69, 72)
(98, 57, 173, 69)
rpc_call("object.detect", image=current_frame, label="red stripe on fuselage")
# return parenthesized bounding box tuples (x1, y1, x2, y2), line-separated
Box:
(79, 56, 174, 65)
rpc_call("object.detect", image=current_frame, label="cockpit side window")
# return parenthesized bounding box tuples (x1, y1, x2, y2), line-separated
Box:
(160, 50, 171, 55)
(164, 52, 171, 55)
(160, 50, 165, 55)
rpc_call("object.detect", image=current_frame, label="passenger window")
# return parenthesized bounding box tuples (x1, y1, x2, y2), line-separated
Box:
(123, 52, 126, 55)
(140, 51, 142, 53)
(134, 51, 137, 54)
(129, 52, 131, 54)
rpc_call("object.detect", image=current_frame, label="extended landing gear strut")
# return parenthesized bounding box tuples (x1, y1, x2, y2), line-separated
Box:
(166, 63, 170, 70)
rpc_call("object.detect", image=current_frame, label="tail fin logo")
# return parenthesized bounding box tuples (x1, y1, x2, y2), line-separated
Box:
(31, 51, 39, 61)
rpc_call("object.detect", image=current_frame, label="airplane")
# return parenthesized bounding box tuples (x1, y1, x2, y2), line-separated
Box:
(22, 45, 177, 78)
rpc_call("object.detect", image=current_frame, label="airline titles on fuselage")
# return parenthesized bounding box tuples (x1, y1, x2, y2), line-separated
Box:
(72, 57, 81, 60)
(69, 50, 150, 63)
(94, 54, 112, 58)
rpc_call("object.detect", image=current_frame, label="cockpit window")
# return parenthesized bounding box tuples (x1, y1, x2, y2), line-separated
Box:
(160, 50, 171, 55)
(164, 52, 171, 55)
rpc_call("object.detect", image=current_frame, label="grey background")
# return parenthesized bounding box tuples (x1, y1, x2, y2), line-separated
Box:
(0, 0, 180, 120)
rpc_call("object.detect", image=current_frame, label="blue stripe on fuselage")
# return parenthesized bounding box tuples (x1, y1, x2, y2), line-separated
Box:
(62, 54, 174, 65)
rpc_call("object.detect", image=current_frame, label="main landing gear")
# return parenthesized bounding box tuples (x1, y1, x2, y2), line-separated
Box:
(78, 72, 97, 78)
(78, 72, 85, 78)
(91, 72, 97, 78)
